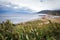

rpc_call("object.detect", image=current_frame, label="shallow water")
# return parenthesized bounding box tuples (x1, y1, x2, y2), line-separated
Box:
(0, 13, 43, 23)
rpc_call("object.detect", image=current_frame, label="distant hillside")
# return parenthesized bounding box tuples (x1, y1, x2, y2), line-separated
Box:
(38, 10, 60, 16)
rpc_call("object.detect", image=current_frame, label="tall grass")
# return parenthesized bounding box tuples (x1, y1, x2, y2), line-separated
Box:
(0, 20, 60, 40)
(16, 20, 60, 40)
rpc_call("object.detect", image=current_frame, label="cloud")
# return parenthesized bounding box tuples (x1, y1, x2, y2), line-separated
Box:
(0, 3, 33, 14)
(0, 0, 60, 12)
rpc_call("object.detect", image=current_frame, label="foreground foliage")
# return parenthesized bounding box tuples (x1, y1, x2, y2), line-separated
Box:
(0, 20, 19, 40)
(0, 20, 60, 40)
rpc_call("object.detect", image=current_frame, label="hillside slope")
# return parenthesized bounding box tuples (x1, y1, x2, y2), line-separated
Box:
(38, 10, 60, 16)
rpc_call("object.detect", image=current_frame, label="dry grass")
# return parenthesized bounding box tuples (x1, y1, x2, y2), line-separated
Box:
(49, 18, 60, 23)
(41, 16, 60, 23)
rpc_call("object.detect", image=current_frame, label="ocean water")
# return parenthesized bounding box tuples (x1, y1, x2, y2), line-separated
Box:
(0, 13, 43, 24)
(0, 13, 60, 24)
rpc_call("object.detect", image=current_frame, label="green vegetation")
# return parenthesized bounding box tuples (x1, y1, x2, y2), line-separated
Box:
(0, 20, 60, 40)
(0, 20, 19, 40)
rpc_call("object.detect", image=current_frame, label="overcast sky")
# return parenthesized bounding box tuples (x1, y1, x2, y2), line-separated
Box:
(0, 0, 60, 12)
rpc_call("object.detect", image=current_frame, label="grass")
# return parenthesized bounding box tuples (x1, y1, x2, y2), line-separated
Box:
(16, 20, 60, 40)
(0, 20, 60, 40)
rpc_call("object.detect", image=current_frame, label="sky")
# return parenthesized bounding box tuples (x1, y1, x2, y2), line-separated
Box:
(0, 0, 60, 12)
